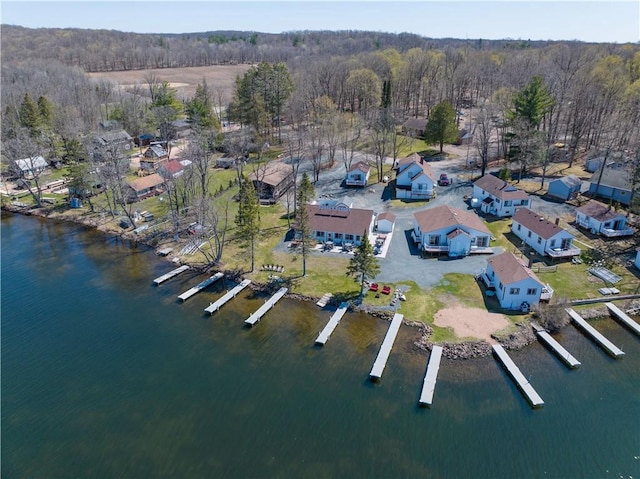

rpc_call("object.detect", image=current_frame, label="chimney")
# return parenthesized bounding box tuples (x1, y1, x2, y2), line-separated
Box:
(420, 156, 424, 164)
(555, 217, 560, 225)
(527, 254, 534, 268)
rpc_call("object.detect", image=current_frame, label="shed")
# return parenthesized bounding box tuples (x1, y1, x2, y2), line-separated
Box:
(376, 211, 396, 233)
(547, 175, 583, 200)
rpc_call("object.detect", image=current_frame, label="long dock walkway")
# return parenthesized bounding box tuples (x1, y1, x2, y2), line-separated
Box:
(315, 302, 349, 345)
(369, 313, 403, 380)
(419, 345, 443, 407)
(566, 308, 625, 358)
(605, 302, 640, 336)
(178, 272, 224, 302)
(205, 279, 251, 314)
(492, 344, 544, 408)
(244, 287, 288, 326)
(153, 265, 189, 285)
(531, 322, 581, 369)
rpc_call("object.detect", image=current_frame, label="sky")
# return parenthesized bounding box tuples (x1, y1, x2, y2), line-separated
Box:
(1, 1, 638, 44)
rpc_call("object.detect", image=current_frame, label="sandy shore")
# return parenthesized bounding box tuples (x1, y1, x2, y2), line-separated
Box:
(434, 306, 510, 343)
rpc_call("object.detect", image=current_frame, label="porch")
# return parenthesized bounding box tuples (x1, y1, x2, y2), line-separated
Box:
(545, 246, 581, 258)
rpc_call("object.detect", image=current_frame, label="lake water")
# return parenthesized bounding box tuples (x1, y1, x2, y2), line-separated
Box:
(2, 213, 639, 478)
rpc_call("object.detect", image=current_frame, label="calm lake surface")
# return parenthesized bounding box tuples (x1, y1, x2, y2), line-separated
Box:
(2, 213, 639, 478)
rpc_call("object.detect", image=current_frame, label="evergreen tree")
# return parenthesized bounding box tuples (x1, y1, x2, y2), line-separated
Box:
(424, 101, 458, 153)
(346, 231, 380, 297)
(37, 96, 54, 129)
(510, 75, 554, 130)
(19, 93, 41, 132)
(295, 172, 315, 276)
(235, 177, 261, 272)
(186, 80, 220, 130)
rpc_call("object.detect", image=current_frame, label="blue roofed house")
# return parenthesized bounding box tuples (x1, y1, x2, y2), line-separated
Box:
(472, 174, 531, 217)
(547, 175, 583, 201)
(575, 200, 635, 237)
(412, 205, 493, 257)
(479, 251, 553, 310)
(395, 153, 436, 200)
(511, 208, 581, 259)
(588, 167, 633, 206)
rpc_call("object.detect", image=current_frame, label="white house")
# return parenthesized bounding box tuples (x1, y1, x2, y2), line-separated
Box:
(305, 202, 374, 246)
(412, 205, 492, 257)
(345, 161, 371, 187)
(472, 175, 531, 217)
(375, 211, 396, 233)
(15, 156, 48, 177)
(395, 153, 436, 200)
(480, 252, 553, 310)
(512, 208, 581, 259)
(575, 201, 635, 237)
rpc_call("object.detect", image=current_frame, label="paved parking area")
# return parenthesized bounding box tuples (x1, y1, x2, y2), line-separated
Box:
(290, 153, 581, 290)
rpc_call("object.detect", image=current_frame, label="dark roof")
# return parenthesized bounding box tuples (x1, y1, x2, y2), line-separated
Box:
(402, 117, 427, 130)
(251, 161, 293, 187)
(576, 201, 625, 222)
(414, 205, 490, 235)
(144, 144, 168, 158)
(474, 174, 529, 201)
(377, 211, 396, 223)
(589, 167, 632, 191)
(487, 252, 543, 286)
(348, 161, 371, 173)
(307, 205, 373, 236)
(397, 153, 435, 181)
(512, 208, 569, 240)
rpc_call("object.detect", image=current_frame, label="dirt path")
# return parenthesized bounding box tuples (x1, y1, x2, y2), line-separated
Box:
(434, 306, 509, 343)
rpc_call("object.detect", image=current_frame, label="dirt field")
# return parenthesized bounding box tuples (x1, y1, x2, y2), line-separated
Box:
(87, 64, 253, 103)
(434, 306, 509, 343)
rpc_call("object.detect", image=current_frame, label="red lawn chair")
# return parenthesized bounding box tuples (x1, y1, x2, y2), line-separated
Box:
(369, 283, 379, 292)
(382, 285, 392, 295)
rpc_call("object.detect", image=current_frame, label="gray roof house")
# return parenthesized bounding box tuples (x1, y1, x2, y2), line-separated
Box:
(547, 175, 583, 201)
(588, 167, 633, 206)
(401, 118, 427, 137)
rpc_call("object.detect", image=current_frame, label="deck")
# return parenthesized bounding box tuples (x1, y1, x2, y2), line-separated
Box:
(545, 247, 581, 258)
(605, 302, 640, 336)
(204, 279, 251, 314)
(418, 346, 443, 407)
(492, 344, 544, 408)
(531, 322, 581, 368)
(566, 308, 625, 358)
(244, 287, 288, 326)
(153, 265, 190, 285)
(315, 302, 349, 345)
(177, 272, 224, 301)
(369, 313, 403, 380)
(316, 293, 333, 308)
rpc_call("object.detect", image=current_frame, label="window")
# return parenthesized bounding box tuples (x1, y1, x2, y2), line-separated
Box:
(346, 234, 354, 241)
(429, 235, 439, 245)
(335, 233, 343, 239)
(498, 282, 503, 290)
(550, 239, 556, 248)
(517, 224, 521, 231)
(528, 231, 532, 238)
(527, 288, 538, 295)
(509, 287, 520, 295)
(504, 200, 512, 206)
(537, 237, 542, 244)
(317, 231, 325, 237)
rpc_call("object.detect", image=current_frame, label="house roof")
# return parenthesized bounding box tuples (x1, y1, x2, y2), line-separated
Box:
(473, 174, 529, 201)
(487, 252, 543, 286)
(307, 204, 373, 236)
(576, 200, 625, 222)
(447, 228, 470, 239)
(251, 161, 292, 187)
(160, 159, 184, 176)
(402, 117, 427, 130)
(377, 211, 396, 223)
(550, 174, 582, 189)
(15, 156, 47, 171)
(348, 161, 371, 173)
(397, 153, 435, 181)
(128, 173, 165, 192)
(144, 144, 168, 158)
(94, 130, 132, 145)
(513, 208, 569, 240)
(589, 167, 632, 191)
(414, 205, 490, 235)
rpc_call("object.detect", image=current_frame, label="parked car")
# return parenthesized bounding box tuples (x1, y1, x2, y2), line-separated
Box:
(438, 173, 450, 186)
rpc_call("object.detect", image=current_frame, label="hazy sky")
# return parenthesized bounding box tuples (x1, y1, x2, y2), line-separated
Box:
(1, 1, 638, 43)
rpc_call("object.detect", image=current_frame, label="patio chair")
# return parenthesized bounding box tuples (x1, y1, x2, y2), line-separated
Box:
(369, 283, 379, 292)
(382, 285, 392, 295)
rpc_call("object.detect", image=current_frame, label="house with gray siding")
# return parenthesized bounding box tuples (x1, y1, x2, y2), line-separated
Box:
(511, 208, 580, 259)
(588, 167, 633, 206)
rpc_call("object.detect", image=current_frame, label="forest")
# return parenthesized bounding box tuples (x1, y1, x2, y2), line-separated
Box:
(1, 26, 639, 229)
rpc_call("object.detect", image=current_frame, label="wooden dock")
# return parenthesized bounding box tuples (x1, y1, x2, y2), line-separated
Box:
(369, 313, 403, 380)
(315, 302, 348, 345)
(316, 293, 333, 308)
(531, 322, 581, 369)
(566, 308, 625, 358)
(204, 279, 251, 315)
(492, 344, 544, 408)
(418, 345, 443, 407)
(153, 265, 190, 285)
(244, 287, 288, 326)
(605, 302, 640, 337)
(177, 272, 224, 302)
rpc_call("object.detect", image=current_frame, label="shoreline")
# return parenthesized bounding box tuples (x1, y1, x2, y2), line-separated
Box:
(3, 203, 635, 360)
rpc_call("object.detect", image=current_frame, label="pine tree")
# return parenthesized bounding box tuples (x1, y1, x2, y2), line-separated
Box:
(346, 231, 380, 297)
(424, 101, 458, 153)
(235, 178, 261, 272)
(37, 96, 54, 129)
(296, 172, 315, 276)
(19, 93, 41, 132)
